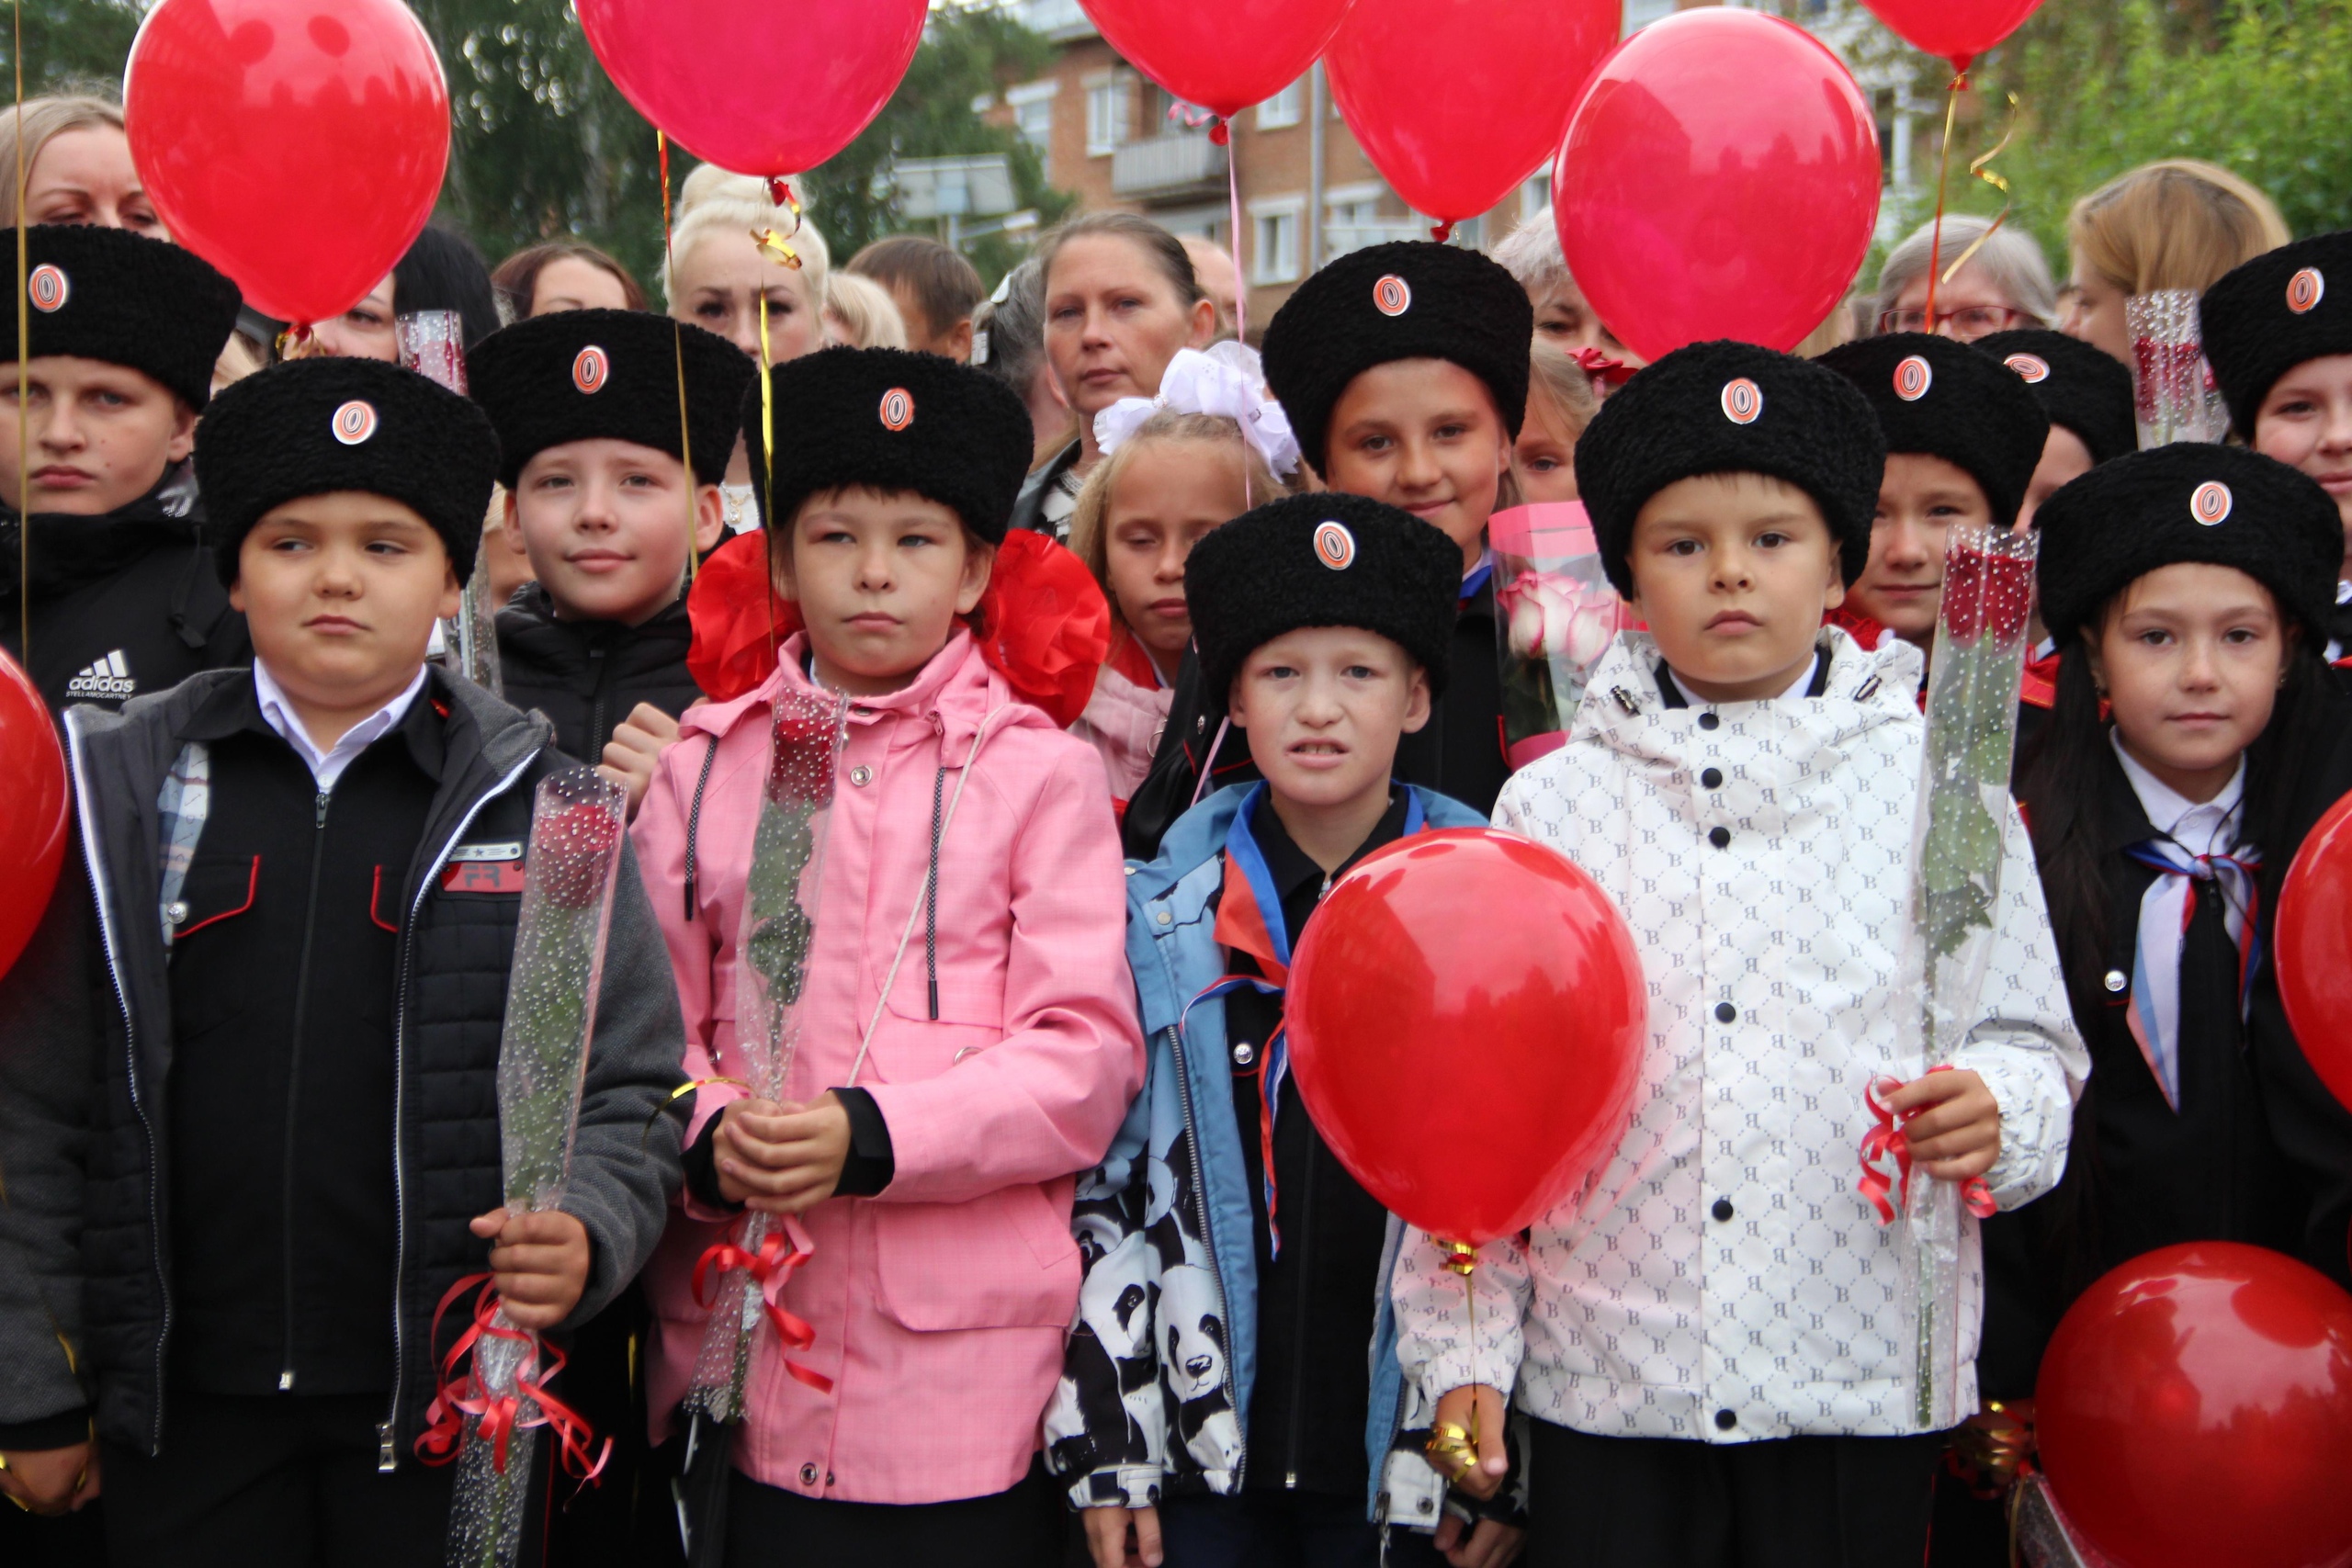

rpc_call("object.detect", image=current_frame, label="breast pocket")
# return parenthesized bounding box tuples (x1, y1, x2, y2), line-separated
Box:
(167, 854, 260, 1034)
(868, 964, 1006, 1084)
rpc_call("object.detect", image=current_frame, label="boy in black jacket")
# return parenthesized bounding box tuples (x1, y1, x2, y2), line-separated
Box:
(470, 310, 752, 816)
(0, 224, 249, 712)
(0, 356, 689, 1564)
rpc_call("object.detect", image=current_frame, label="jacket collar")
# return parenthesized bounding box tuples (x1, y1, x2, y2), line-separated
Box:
(677, 626, 1024, 757)
(1576, 626, 1923, 762)
(494, 581, 692, 672)
(1133, 781, 1487, 916)
(179, 664, 450, 782)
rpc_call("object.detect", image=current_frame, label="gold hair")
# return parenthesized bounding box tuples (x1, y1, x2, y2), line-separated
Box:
(2067, 159, 2290, 296)
(1066, 412, 1291, 634)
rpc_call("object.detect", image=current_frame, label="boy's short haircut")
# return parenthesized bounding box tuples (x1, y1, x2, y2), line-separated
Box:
(2034, 443, 2342, 646)
(1261, 240, 1533, 473)
(469, 308, 752, 486)
(0, 223, 242, 409)
(1973, 329, 2137, 468)
(1575, 340, 1886, 598)
(746, 345, 1033, 546)
(1818, 333, 2049, 530)
(1184, 491, 1462, 711)
(847, 235, 985, 338)
(2199, 229, 2352, 437)
(196, 357, 501, 583)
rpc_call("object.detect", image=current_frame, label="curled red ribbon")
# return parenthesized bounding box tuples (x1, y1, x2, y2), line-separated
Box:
(1859, 1071, 1996, 1225)
(691, 1220, 835, 1394)
(416, 1273, 611, 1487)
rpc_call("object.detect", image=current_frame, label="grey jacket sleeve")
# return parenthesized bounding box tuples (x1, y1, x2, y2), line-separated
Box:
(557, 840, 690, 1328)
(0, 852, 99, 1445)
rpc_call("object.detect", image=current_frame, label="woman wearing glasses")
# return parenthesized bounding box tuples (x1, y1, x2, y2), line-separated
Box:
(1869, 213, 2060, 342)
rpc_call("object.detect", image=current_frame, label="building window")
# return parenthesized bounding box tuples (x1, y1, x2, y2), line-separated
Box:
(1007, 81, 1056, 156)
(1086, 74, 1131, 156)
(1258, 78, 1303, 130)
(1324, 183, 1391, 261)
(1250, 197, 1305, 285)
(1521, 170, 1553, 220)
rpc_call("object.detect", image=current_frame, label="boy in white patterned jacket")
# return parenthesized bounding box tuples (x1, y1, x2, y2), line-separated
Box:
(1392, 342, 2086, 1568)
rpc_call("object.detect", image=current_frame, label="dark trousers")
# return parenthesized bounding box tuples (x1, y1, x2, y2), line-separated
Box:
(1157, 1490, 1453, 1568)
(99, 1392, 458, 1568)
(722, 1458, 1063, 1567)
(1524, 1419, 1942, 1568)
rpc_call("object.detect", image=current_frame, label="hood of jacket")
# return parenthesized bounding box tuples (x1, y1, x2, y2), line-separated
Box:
(0, 463, 207, 606)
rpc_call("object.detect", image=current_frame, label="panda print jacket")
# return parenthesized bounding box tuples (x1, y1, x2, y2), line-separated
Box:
(1044, 782, 1488, 1524)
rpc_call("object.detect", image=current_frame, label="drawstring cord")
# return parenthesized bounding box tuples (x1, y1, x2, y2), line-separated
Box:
(925, 761, 945, 1021)
(683, 732, 720, 921)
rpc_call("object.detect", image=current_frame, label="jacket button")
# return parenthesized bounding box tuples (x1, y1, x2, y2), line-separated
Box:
(1233, 1042, 1256, 1067)
(849, 765, 873, 787)
(166, 900, 189, 925)
(1714, 1409, 1737, 1431)
(2104, 969, 2128, 993)
(1156, 908, 1173, 925)
(1708, 826, 1732, 850)
(1124, 864, 1137, 876)
(1698, 712, 1721, 731)
(1701, 767, 1724, 789)
(798, 1461, 820, 1485)
(1712, 1198, 1734, 1223)
(1714, 1002, 1736, 1024)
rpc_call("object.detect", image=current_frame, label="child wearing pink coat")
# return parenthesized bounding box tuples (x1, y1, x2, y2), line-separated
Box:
(632, 347, 1143, 1562)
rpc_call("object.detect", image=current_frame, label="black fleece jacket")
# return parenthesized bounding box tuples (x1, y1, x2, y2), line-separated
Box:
(494, 583, 700, 765)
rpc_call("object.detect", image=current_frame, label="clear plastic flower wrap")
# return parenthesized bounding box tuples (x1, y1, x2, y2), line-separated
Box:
(2126, 289, 2229, 449)
(443, 767, 628, 1568)
(399, 308, 503, 697)
(1892, 522, 2037, 1432)
(1490, 503, 1627, 771)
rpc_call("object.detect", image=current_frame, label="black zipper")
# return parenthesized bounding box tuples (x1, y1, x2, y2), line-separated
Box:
(1283, 1122, 1317, 1489)
(279, 784, 333, 1391)
(586, 643, 614, 758)
(1164, 1016, 1247, 1489)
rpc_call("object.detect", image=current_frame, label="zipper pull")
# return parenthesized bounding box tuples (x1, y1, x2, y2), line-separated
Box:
(377, 1420, 397, 1472)
(314, 789, 330, 828)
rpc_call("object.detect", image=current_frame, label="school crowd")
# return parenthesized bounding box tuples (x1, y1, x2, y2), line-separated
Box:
(1, 96, 2349, 1568)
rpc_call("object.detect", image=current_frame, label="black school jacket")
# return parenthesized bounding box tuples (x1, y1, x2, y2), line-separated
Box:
(494, 583, 701, 765)
(0, 667, 689, 1461)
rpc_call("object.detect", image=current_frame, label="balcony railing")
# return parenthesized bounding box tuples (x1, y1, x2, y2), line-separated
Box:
(1112, 132, 1229, 198)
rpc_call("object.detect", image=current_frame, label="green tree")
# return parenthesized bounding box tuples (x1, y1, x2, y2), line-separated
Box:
(0, 0, 143, 96)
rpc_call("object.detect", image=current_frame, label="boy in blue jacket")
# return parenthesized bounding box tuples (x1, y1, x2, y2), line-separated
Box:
(1049, 493, 1514, 1568)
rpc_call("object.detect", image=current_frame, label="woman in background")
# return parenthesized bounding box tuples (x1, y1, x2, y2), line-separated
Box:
(2062, 159, 2289, 362)
(492, 238, 645, 319)
(1871, 213, 2058, 342)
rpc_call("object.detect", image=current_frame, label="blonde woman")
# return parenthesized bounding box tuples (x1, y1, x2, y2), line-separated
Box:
(821, 269, 910, 349)
(2062, 159, 2290, 363)
(0, 93, 161, 233)
(1512, 337, 1600, 504)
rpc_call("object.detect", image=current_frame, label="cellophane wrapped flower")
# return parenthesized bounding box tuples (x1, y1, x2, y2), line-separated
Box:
(1900, 522, 2037, 1431)
(447, 768, 628, 1568)
(1491, 503, 1625, 768)
(685, 686, 849, 1427)
(2127, 289, 2229, 449)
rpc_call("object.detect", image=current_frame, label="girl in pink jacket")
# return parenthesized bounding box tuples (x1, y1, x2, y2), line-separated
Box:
(632, 347, 1143, 1563)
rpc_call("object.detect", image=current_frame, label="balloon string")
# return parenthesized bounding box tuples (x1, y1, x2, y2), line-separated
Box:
(1937, 93, 2021, 288)
(14, 0, 26, 664)
(1922, 70, 1968, 327)
(749, 186, 802, 660)
(1220, 118, 1252, 510)
(661, 131, 697, 587)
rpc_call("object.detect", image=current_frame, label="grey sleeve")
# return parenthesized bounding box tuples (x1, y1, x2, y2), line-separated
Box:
(557, 839, 691, 1327)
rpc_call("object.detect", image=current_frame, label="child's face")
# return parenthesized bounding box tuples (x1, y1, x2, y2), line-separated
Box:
(1625, 473, 1845, 704)
(2091, 561, 2288, 801)
(2253, 353, 2352, 570)
(510, 438, 720, 626)
(775, 486, 990, 696)
(1322, 358, 1509, 571)
(1228, 626, 1430, 816)
(2018, 425, 2095, 536)
(1849, 454, 1991, 649)
(0, 355, 193, 514)
(1512, 390, 1580, 505)
(672, 230, 821, 364)
(231, 491, 459, 708)
(1103, 438, 1245, 674)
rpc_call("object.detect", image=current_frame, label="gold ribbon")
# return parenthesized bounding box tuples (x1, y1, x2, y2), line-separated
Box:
(638, 1075, 749, 1148)
(660, 131, 698, 585)
(1938, 95, 2022, 288)
(1422, 1240, 1486, 1481)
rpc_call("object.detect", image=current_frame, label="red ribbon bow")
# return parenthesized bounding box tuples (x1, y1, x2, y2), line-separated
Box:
(1858, 1069, 1996, 1225)
(416, 1273, 611, 1486)
(691, 1220, 835, 1394)
(1572, 346, 1638, 388)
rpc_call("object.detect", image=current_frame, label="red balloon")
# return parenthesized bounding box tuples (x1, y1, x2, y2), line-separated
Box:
(125, 0, 450, 327)
(1552, 9, 1881, 365)
(2037, 1242, 2352, 1568)
(1286, 829, 1645, 1245)
(1080, 0, 1356, 121)
(578, 0, 925, 178)
(1858, 0, 2043, 72)
(1327, 0, 1618, 229)
(2277, 787, 2352, 1115)
(0, 649, 66, 979)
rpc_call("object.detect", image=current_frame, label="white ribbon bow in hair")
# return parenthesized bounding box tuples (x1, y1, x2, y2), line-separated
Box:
(1092, 342, 1301, 479)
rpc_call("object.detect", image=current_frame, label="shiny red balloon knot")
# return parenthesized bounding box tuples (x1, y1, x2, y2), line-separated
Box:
(1430, 220, 1455, 243)
(1208, 120, 1230, 146)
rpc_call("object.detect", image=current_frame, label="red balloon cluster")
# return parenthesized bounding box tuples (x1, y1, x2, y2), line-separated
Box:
(125, 0, 450, 327)
(1080, 0, 1354, 121)
(2036, 1242, 2352, 1568)
(1860, 0, 2046, 72)
(1552, 9, 1882, 365)
(0, 650, 66, 979)
(2278, 787, 2352, 1115)
(1286, 829, 1645, 1246)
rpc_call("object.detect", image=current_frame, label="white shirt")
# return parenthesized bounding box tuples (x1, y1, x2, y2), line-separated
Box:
(2109, 730, 2245, 858)
(252, 660, 427, 792)
(1664, 650, 1823, 710)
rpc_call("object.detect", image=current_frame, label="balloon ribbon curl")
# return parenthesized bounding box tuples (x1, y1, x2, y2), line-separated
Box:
(1423, 1240, 1485, 1481)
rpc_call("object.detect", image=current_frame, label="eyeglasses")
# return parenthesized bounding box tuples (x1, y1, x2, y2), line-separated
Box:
(1876, 305, 2031, 339)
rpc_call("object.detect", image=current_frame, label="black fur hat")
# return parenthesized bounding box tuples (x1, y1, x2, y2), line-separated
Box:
(746, 346, 1032, 545)
(469, 309, 753, 487)
(1975, 329, 2138, 468)
(1820, 332, 2050, 530)
(1261, 241, 1533, 475)
(1185, 491, 1464, 712)
(2199, 231, 2352, 437)
(197, 357, 501, 584)
(0, 225, 241, 409)
(2034, 444, 2342, 647)
(1574, 341, 1886, 596)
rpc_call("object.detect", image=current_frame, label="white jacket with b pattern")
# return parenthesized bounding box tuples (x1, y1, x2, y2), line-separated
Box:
(1392, 627, 2086, 1442)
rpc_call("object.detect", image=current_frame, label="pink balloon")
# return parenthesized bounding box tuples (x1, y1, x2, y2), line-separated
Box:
(1553, 8, 1881, 364)
(1080, 0, 1356, 121)
(1859, 0, 2044, 71)
(577, 0, 926, 177)
(1327, 0, 1617, 228)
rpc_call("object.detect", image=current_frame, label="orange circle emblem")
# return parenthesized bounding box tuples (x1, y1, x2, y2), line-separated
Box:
(572, 345, 610, 394)
(879, 387, 915, 431)
(2004, 353, 2050, 384)
(1720, 378, 1763, 425)
(331, 400, 379, 446)
(2289, 267, 2326, 315)
(1373, 275, 1412, 317)
(27, 264, 68, 313)
(2190, 480, 2233, 526)
(1894, 355, 1934, 402)
(1313, 521, 1357, 570)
